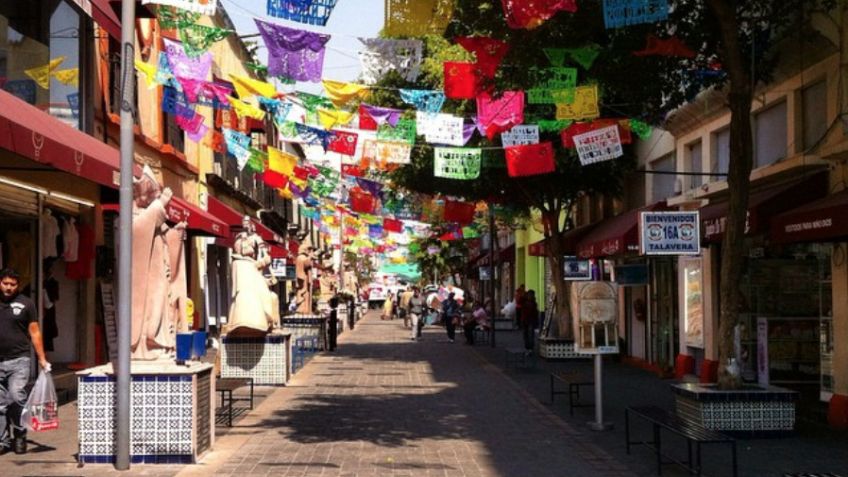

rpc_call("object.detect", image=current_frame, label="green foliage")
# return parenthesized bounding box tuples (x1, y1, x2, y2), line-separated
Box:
(408, 232, 469, 281)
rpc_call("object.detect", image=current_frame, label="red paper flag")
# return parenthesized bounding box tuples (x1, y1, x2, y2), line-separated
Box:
(328, 130, 358, 155)
(293, 165, 310, 180)
(501, 0, 577, 29)
(561, 120, 632, 148)
(341, 164, 364, 177)
(443, 200, 476, 225)
(439, 230, 463, 241)
(505, 142, 556, 177)
(358, 103, 379, 130)
(350, 188, 377, 214)
(206, 130, 226, 154)
(261, 170, 289, 188)
(444, 62, 481, 99)
(633, 35, 696, 59)
(383, 218, 403, 233)
(456, 37, 510, 79)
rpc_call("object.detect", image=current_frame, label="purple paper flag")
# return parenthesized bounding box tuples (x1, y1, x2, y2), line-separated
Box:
(463, 122, 477, 145)
(163, 38, 212, 81)
(361, 103, 403, 127)
(356, 177, 383, 198)
(254, 19, 331, 83)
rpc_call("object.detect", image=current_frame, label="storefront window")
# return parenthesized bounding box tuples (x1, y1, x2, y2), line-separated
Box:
(0, 0, 86, 129)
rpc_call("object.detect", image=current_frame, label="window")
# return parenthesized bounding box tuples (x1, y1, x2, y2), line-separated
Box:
(802, 80, 827, 150)
(0, 0, 88, 129)
(687, 141, 703, 189)
(754, 101, 788, 168)
(651, 154, 676, 202)
(713, 128, 730, 181)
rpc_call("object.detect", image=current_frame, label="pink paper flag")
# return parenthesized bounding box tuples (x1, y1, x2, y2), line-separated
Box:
(476, 91, 525, 140)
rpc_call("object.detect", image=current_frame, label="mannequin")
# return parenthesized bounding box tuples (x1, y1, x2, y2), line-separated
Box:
(295, 238, 315, 314)
(131, 165, 186, 360)
(226, 216, 278, 335)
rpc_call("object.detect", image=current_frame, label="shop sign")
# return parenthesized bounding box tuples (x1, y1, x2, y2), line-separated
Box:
(564, 256, 591, 281)
(640, 211, 700, 255)
(571, 281, 619, 354)
(269, 258, 287, 278)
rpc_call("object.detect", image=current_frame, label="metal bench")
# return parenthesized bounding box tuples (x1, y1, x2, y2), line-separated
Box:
(549, 371, 594, 416)
(505, 347, 535, 369)
(473, 328, 491, 345)
(216, 377, 254, 427)
(625, 405, 737, 477)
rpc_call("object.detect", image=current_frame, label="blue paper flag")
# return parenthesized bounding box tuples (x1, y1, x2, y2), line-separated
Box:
(399, 89, 446, 114)
(4, 79, 36, 104)
(223, 128, 252, 170)
(162, 87, 195, 118)
(295, 123, 334, 151)
(603, 0, 669, 28)
(267, 0, 339, 26)
(67, 93, 80, 119)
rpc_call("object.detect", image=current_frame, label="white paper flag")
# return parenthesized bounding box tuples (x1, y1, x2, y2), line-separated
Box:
(417, 112, 464, 146)
(362, 139, 412, 165)
(573, 125, 624, 166)
(434, 147, 482, 179)
(501, 125, 540, 147)
(359, 38, 423, 84)
(142, 0, 217, 15)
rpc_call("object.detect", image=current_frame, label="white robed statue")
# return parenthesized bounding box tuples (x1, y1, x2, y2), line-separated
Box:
(226, 216, 279, 336)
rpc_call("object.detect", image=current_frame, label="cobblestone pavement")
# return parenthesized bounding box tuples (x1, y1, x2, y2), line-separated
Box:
(183, 311, 636, 477)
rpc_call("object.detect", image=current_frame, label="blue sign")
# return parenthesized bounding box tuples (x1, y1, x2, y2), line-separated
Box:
(640, 211, 700, 255)
(603, 0, 669, 29)
(5, 79, 36, 104)
(67, 93, 80, 118)
(563, 256, 592, 281)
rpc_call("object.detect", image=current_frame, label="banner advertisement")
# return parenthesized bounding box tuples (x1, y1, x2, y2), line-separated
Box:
(639, 211, 700, 255)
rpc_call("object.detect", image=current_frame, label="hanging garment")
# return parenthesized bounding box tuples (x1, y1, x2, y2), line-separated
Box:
(62, 217, 79, 262)
(65, 223, 94, 280)
(41, 209, 60, 259)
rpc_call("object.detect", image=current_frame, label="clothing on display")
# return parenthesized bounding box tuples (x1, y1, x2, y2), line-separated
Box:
(41, 209, 60, 259)
(65, 223, 94, 281)
(62, 218, 79, 263)
(42, 276, 59, 352)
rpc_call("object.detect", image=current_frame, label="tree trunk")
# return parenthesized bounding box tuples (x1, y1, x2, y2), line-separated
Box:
(708, 0, 754, 390)
(543, 209, 573, 340)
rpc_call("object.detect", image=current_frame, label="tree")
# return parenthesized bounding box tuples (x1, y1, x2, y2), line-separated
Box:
(408, 232, 469, 285)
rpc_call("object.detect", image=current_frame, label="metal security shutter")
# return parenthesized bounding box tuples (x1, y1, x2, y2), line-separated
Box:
(0, 182, 38, 217)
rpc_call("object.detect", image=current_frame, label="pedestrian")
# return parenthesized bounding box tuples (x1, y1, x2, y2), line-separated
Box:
(0, 268, 50, 454)
(381, 294, 393, 320)
(519, 289, 539, 354)
(463, 301, 483, 345)
(442, 292, 460, 343)
(514, 284, 526, 329)
(399, 286, 414, 328)
(409, 288, 425, 341)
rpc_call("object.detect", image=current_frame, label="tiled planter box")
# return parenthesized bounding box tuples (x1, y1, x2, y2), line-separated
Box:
(281, 315, 328, 350)
(672, 383, 799, 432)
(77, 362, 215, 464)
(220, 333, 292, 385)
(539, 339, 590, 360)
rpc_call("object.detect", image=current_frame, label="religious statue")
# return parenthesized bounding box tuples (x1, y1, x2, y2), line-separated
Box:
(226, 216, 279, 336)
(295, 239, 315, 314)
(131, 165, 186, 360)
(318, 264, 337, 305)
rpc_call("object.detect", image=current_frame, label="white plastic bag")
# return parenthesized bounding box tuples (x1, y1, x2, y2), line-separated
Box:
(22, 371, 59, 432)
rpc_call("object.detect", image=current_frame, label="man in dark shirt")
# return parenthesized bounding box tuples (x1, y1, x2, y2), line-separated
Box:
(0, 268, 50, 454)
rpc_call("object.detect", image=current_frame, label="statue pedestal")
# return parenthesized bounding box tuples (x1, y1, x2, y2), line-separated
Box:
(220, 332, 292, 385)
(281, 314, 328, 351)
(77, 361, 215, 464)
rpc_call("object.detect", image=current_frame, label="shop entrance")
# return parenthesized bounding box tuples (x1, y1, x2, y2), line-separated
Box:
(649, 258, 679, 371)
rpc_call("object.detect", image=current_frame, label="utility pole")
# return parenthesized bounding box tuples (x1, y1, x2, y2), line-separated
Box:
(116, 0, 136, 470)
(489, 206, 496, 348)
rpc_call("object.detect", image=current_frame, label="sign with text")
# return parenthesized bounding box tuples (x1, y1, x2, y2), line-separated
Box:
(639, 211, 700, 255)
(563, 256, 592, 281)
(573, 125, 623, 165)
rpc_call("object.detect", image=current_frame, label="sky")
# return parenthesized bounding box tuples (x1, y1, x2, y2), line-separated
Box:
(221, 0, 385, 94)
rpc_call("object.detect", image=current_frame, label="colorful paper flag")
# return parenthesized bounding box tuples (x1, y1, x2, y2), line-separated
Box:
(230, 74, 277, 99)
(399, 89, 446, 114)
(142, 0, 217, 15)
(573, 125, 623, 165)
(269, 146, 298, 176)
(384, 0, 454, 37)
(328, 130, 358, 155)
(362, 139, 412, 165)
(254, 19, 331, 82)
(565, 45, 601, 70)
(456, 36, 510, 78)
(156, 6, 201, 29)
(603, 0, 669, 28)
(443, 200, 476, 225)
(163, 38, 212, 81)
(417, 112, 464, 146)
(358, 38, 423, 84)
(322, 79, 370, 108)
(24, 57, 65, 89)
(501, 125, 540, 147)
(444, 62, 480, 99)
(359, 103, 403, 129)
(51, 68, 78, 87)
(476, 91, 525, 139)
(501, 0, 577, 29)
(376, 119, 417, 145)
(267, 0, 339, 26)
(555, 85, 599, 121)
(505, 142, 556, 177)
(633, 35, 696, 58)
(434, 147, 482, 180)
(228, 96, 266, 121)
(223, 128, 252, 170)
(178, 23, 232, 57)
(317, 108, 354, 129)
(135, 60, 159, 90)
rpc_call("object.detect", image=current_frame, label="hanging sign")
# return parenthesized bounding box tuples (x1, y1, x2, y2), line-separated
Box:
(602, 0, 669, 29)
(639, 211, 701, 255)
(573, 125, 623, 166)
(555, 84, 599, 121)
(434, 147, 482, 180)
(501, 125, 540, 147)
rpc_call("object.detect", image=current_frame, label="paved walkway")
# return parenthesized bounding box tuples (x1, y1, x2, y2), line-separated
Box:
(183, 311, 635, 477)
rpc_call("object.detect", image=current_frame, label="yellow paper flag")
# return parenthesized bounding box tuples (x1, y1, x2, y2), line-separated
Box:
(24, 57, 66, 89)
(321, 79, 370, 108)
(268, 146, 297, 176)
(555, 85, 599, 121)
(317, 108, 354, 130)
(384, 0, 454, 37)
(230, 74, 277, 100)
(278, 186, 293, 199)
(228, 96, 266, 121)
(51, 68, 79, 87)
(134, 60, 159, 90)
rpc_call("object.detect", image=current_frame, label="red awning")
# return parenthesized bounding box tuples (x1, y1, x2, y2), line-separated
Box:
(576, 202, 667, 259)
(528, 224, 596, 257)
(770, 188, 848, 243)
(90, 0, 122, 40)
(0, 89, 126, 189)
(103, 197, 229, 238)
(268, 244, 289, 259)
(700, 172, 827, 243)
(207, 196, 284, 244)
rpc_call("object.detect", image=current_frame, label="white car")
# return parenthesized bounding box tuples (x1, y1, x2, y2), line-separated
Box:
(368, 285, 388, 308)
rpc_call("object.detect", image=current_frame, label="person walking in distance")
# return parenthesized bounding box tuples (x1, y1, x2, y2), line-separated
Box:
(442, 292, 460, 343)
(519, 290, 539, 355)
(408, 288, 425, 341)
(514, 284, 526, 330)
(399, 286, 414, 329)
(0, 268, 50, 454)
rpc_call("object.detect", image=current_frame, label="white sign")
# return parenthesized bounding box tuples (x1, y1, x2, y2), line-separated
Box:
(417, 112, 464, 146)
(501, 125, 540, 147)
(269, 258, 287, 278)
(571, 281, 619, 354)
(639, 211, 701, 255)
(573, 125, 623, 166)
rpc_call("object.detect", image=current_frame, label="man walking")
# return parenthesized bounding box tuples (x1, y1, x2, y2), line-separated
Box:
(408, 288, 424, 341)
(442, 293, 460, 343)
(399, 286, 414, 329)
(0, 268, 50, 454)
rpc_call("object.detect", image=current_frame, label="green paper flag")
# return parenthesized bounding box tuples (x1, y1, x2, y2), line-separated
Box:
(461, 227, 480, 239)
(566, 45, 601, 70)
(434, 147, 481, 179)
(317, 165, 340, 181)
(157, 7, 201, 29)
(296, 92, 333, 112)
(408, 243, 420, 254)
(630, 119, 652, 140)
(536, 119, 574, 133)
(246, 148, 267, 173)
(543, 48, 568, 67)
(178, 23, 232, 57)
(377, 119, 417, 145)
(245, 62, 268, 75)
